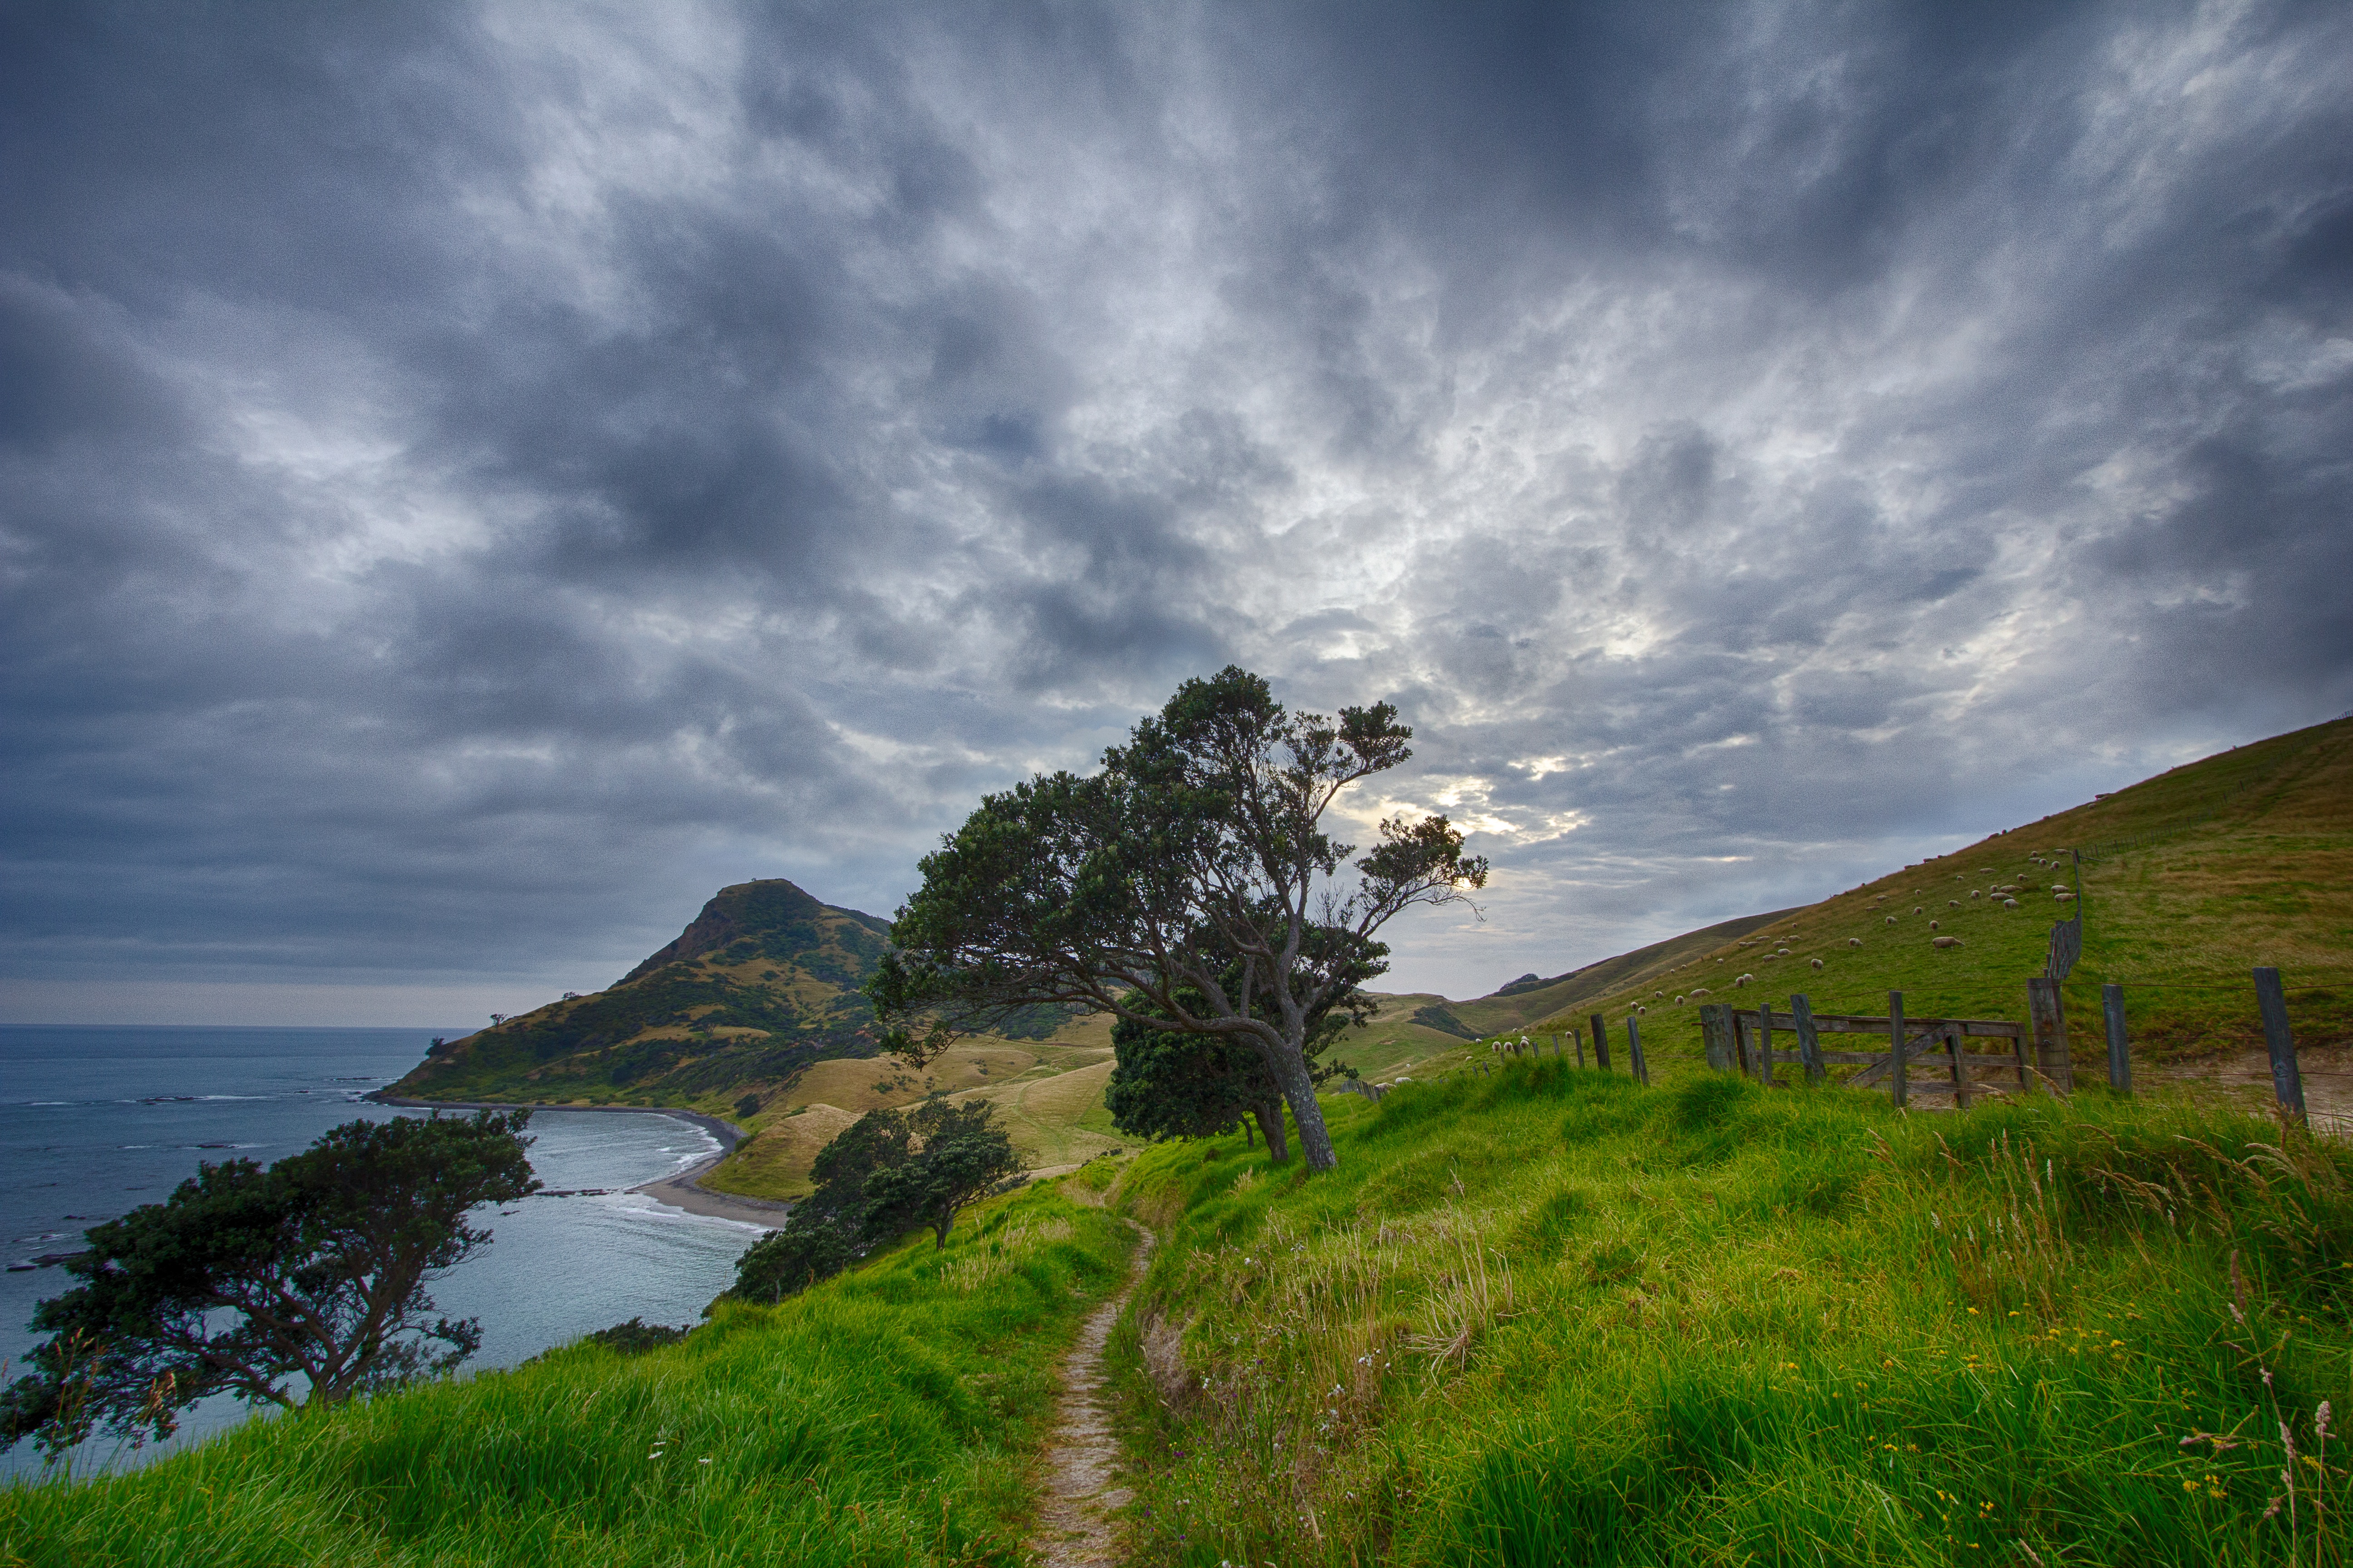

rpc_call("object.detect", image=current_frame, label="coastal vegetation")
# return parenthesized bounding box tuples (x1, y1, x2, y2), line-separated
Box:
(2, 1112, 537, 1460)
(0, 1174, 1132, 1565)
(874, 666, 1487, 1172)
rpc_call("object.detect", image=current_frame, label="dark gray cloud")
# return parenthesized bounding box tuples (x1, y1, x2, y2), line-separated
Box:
(3, 0, 2349, 1021)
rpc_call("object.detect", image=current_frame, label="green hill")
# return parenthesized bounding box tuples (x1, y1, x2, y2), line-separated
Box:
(385, 878, 906, 1109)
(1396, 715, 2353, 1109)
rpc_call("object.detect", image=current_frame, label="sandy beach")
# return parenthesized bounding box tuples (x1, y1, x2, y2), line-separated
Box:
(368, 1094, 789, 1229)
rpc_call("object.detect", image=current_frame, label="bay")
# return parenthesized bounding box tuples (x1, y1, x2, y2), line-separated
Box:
(1, 1026, 762, 1481)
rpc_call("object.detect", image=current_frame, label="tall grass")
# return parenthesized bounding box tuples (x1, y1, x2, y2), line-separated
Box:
(1107, 1061, 2353, 1565)
(0, 1180, 1130, 1567)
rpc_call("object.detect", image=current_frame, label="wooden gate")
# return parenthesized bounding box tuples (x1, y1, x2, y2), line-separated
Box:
(1700, 990, 2067, 1107)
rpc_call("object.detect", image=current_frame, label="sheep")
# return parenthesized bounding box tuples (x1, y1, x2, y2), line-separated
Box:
(2002, 898, 2019, 908)
(1971, 890, 1983, 899)
(1675, 994, 1686, 1003)
(1849, 937, 1862, 947)
(1913, 906, 1924, 914)
(1776, 947, 1791, 956)
(1948, 899, 1960, 907)
(1886, 915, 1897, 925)
(1933, 935, 1962, 949)
(1690, 986, 1711, 997)
(1929, 919, 1940, 929)
(2051, 884, 2070, 893)
(1734, 974, 1753, 986)
(2056, 891, 2076, 902)
(1810, 957, 1824, 970)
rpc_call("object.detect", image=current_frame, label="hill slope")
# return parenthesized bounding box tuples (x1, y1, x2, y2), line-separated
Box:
(386, 878, 906, 1108)
(1394, 715, 2353, 1103)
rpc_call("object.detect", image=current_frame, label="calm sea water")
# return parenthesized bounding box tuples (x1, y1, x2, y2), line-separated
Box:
(1, 1026, 764, 1481)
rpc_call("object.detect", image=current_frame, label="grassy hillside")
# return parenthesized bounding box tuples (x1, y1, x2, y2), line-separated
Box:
(0, 1174, 1134, 1567)
(700, 1013, 1122, 1199)
(1104, 1064, 2353, 1566)
(387, 879, 899, 1110)
(1387, 718, 2353, 1110)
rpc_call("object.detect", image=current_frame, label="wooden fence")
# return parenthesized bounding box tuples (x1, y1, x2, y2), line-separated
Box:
(1698, 984, 2072, 1108)
(1696, 968, 2323, 1120)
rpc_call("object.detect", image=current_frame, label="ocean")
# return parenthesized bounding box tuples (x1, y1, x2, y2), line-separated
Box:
(1, 1026, 764, 1481)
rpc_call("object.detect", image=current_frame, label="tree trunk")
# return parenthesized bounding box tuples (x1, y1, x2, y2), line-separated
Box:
(1265, 1042, 1337, 1171)
(1252, 1098, 1289, 1164)
(1239, 1115, 1255, 1149)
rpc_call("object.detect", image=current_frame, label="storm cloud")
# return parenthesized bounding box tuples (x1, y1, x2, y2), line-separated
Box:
(4, 1, 2348, 1021)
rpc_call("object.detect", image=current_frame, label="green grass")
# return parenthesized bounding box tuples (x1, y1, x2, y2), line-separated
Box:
(0, 1178, 1133, 1567)
(1103, 1063, 2353, 1566)
(1425, 716, 2353, 1103)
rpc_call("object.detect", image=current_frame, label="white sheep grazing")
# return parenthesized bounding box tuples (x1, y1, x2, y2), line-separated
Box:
(1776, 947, 1791, 956)
(1885, 916, 1897, 926)
(2051, 884, 2070, 893)
(1811, 957, 1824, 970)
(1948, 899, 1960, 907)
(1734, 974, 1752, 986)
(1913, 906, 1924, 915)
(1849, 937, 1862, 947)
(1929, 919, 1940, 929)
(1971, 890, 1983, 899)
(1691, 986, 1711, 997)
(2056, 891, 2076, 902)
(1933, 935, 1962, 948)
(2002, 898, 2019, 908)
(1675, 994, 1686, 1003)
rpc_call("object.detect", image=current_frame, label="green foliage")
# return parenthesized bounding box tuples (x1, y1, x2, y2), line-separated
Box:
(0, 1183, 1131, 1567)
(1, 1112, 536, 1460)
(580, 1318, 689, 1355)
(863, 1098, 1025, 1250)
(731, 1097, 1023, 1305)
(1108, 979, 1363, 1162)
(1105, 1066, 2353, 1566)
(874, 666, 1485, 1173)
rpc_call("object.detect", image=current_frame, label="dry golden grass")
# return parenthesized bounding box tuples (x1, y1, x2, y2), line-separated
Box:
(776, 1044, 1041, 1114)
(697, 1102, 860, 1200)
(946, 1058, 1123, 1169)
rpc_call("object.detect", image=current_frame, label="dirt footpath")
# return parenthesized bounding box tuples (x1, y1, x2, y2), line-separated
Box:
(1027, 1221, 1154, 1568)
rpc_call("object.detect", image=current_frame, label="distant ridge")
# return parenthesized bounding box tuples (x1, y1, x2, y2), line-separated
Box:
(386, 878, 894, 1106)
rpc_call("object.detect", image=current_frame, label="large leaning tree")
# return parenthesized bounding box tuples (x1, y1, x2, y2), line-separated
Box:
(1106, 971, 1373, 1164)
(870, 667, 1486, 1172)
(0, 1111, 537, 1460)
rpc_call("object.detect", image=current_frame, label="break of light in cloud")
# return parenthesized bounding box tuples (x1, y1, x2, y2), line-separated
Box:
(3, 0, 2348, 1023)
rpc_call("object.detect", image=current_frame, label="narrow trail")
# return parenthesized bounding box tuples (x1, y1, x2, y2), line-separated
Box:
(1027, 1221, 1155, 1568)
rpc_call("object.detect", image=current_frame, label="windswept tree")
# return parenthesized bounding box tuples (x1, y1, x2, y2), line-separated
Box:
(872, 667, 1485, 1172)
(1, 1112, 537, 1460)
(1106, 974, 1372, 1163)
(729, 1095, 1021, 1301)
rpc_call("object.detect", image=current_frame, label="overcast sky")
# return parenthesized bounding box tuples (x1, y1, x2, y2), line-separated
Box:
(4, 1, 2349, 1026)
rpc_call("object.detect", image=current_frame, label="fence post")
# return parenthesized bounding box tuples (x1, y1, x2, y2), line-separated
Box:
(1626, 1014, 1649, 1085)
(2255, 967, 2305, 1119)
(2102, 983, 2131, 1093)
(1791, 994, 1824, 1083)
(1889, 990, 1908, 1109)
(1699, 1004, 1733, 1071)
(1590, 1013, 1611, 1072)
(1758, 1004, 1776, 1087)
(2026, 978, 2073, 1093)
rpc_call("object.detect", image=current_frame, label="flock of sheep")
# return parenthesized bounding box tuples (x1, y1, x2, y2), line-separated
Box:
(1639, 851, 2079, 1006)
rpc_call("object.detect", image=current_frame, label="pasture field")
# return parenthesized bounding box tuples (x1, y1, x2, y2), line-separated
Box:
(1104, 1063, 2353, 1566)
